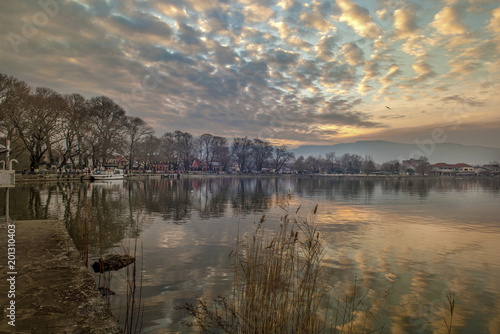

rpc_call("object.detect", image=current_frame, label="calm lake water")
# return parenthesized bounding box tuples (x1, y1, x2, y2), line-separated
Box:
(2, 176, 500, 333)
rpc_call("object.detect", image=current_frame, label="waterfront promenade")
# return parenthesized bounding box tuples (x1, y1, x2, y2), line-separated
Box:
(0, 220, 122, 333)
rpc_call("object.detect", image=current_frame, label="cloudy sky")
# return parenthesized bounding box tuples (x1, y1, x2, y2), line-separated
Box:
(1, 0, 499, 148)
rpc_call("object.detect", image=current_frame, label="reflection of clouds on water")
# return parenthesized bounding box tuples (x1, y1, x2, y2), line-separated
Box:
(384, 273, 398, 282)
(410, 270, 434, 291)
(375, 245, 393, 274)
(355, 249, 378, 289)
(389, 270, 439, 334)
(488, 299, 500, 333)
(318, 188, 500, 333)
(129, 220, 236, 333)
(4, 177, 500, 333)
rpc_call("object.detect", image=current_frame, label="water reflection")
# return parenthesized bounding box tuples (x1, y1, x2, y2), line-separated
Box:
(1, 176, 500, 333)
(5, 177, 499, 225)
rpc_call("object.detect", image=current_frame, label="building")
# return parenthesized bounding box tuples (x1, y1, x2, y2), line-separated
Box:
(430, 163, 475, 176)
(106, 155, 129, 169)
(190, 158, 201, 172)
(480, 163, 500, 176)
(454, 163, 475, 174)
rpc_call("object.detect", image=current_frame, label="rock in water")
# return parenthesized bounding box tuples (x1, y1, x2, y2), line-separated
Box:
(92, 254, 135, 273)
(98, 287, 116, 296)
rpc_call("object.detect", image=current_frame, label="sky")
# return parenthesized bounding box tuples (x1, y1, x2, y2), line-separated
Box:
(1, 0, 500, 148)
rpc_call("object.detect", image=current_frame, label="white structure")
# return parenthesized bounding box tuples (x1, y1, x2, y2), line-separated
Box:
(90, 168, 125, 181)
(1, 141, 16, 224)
(0, 142, 16, 188)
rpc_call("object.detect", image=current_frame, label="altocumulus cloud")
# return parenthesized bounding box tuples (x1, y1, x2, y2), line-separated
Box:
(1, 0, 500, 147)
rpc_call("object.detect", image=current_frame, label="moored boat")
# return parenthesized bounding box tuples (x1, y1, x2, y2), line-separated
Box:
(90, 169, 125, 181)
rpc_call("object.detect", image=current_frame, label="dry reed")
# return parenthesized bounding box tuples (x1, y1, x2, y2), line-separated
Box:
(442, 291, 456, 334)
(178, 195, 383, 333)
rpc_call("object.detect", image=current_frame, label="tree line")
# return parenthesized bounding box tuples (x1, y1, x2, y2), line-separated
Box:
(0, 73, 297, 173)
(1, 73, 428, 175)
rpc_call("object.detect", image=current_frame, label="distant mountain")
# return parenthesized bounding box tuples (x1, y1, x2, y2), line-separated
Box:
(290, 140, 500, 165)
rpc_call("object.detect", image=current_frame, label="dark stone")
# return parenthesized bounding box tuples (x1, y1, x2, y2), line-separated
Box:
(92, 254, 135, 273)
(98, 287, 116, 296)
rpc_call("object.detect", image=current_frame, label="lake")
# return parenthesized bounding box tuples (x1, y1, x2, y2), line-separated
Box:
(2, 176, 500, 333)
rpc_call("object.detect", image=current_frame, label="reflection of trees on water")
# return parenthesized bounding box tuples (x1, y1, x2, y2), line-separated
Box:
(6, 183, 60, 219)
(87, 183, 131, 251)
(363, 180, 375, 199)
(291, 176, 500, 201)
(4, 177, 499, 250)
(380, 177, 500, 198)
(58, 182, 133, 254)
(194, 178, 231, 219)
(294, 177, 368, 200)
(123, 178, 292, 220)
(126, 177, 282, 220)
(230, 178, 275, 214)
(3, 182, 134, 254)
(127, 179, 193, 223)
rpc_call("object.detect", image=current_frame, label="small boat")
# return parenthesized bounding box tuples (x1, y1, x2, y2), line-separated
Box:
(90, 169, 125, 181)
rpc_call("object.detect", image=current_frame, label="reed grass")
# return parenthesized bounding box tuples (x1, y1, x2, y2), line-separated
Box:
(178, 195, 383, 333)
(121, 210, 145, 334)
(442, 291, 456, 334)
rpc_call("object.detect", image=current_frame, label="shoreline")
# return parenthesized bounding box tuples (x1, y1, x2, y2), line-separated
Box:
(12, 172, 498, 184)
(0, 220, 123, 333)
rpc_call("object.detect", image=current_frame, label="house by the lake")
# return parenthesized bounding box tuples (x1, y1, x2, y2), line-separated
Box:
(430, 163, 475, 176)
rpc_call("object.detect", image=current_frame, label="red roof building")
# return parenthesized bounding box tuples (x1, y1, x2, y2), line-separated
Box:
(430, 163, 475, 175)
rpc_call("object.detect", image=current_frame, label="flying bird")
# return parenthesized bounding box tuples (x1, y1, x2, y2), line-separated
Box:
(385, 106, 391, 110)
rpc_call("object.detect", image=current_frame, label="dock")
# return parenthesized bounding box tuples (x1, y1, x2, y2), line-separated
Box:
(0, 220, 122, 333)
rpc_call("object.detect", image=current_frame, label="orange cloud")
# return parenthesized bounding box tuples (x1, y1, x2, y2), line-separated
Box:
(300, 13, 334, 33)
(337, 0, 382, 39)
(488, 7, 500, 33)
(244, 4, 274, 23)
(431, 6, 468, 35)
(394, 7, 418, 39)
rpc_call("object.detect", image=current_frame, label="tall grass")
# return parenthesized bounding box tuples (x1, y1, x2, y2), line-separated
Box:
(121, 213, 145, 334)
(178, 195, 383, 333)
(442, 291, 456, 334)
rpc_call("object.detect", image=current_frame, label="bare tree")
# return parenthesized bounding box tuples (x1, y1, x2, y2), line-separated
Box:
(251, 138, 273, 172)
(199, 133, 215, 171)
(54, 93, 92, 169)
(305, 155, 324, 173)
(136, 134, 162, 171)
(212, 136, 231, 172)
(89, 96, 127, 166)
(339, 153, 362, 174)
(10, 87, 66, 169)
(271, 145, 294, 172)
(0, 74, 31, 163)
(160, 132, 177, 170)
(174, 130, 194, 171)
(380, 160, 401, 174)
(231, 137, 253, 172)
(362, 155, 376, 175)
(415, 156, 431, 175)
(293, 155, 305, 173)
(124, 116, 154, 171)
(325, 152, 337, 173)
